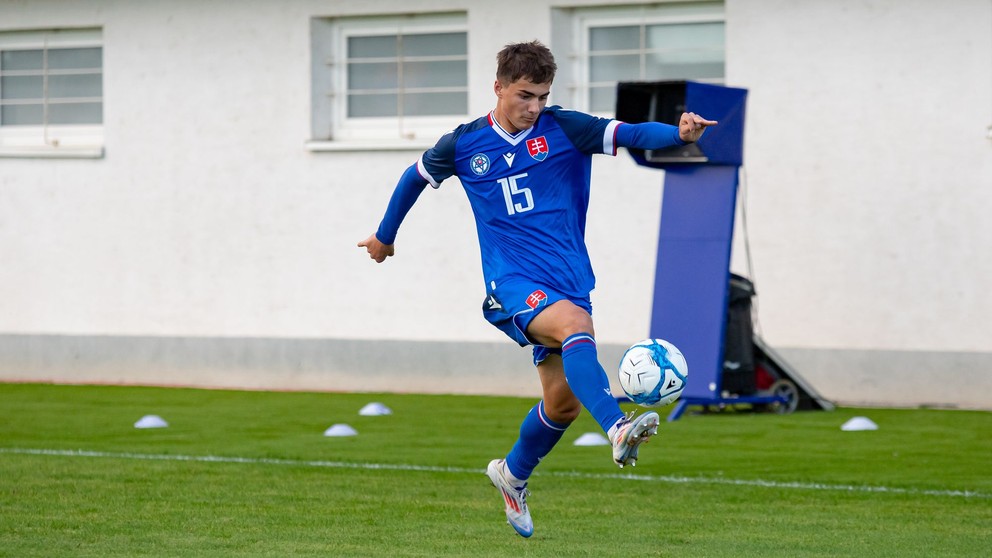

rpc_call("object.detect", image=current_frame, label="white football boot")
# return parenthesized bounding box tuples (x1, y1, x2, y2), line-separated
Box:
(486, 459, 534, 538)
(610, 411, 660, 468)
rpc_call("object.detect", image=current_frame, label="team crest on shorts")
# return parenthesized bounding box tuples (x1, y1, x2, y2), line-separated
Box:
(470, 153, 491, 175)
(525, 289, 548, 309)
(526, 136, 549, 162)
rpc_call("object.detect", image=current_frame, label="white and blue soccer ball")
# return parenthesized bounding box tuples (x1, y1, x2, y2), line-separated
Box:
(618, 339, 689, 407)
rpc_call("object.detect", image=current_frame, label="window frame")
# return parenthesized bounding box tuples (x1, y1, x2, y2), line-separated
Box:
(554, 3, 725, 117)
(309, 12, 469, 150)
(0, 27, 104, 158)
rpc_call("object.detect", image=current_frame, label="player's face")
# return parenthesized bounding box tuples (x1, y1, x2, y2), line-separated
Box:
(494, 78, 551, 133)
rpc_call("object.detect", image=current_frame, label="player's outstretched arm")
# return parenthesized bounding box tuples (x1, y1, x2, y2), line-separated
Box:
(678, 111, 718, 143)
(358, 234, 395, 263)
(357, 163, 429, 263)
(616, 112, 717, 151)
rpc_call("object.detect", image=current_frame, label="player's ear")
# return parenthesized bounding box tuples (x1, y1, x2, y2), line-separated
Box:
(494, 79, 503, 98)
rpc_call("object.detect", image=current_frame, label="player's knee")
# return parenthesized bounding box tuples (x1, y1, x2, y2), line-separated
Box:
(556, 309, 595, 343)
(528, 300, 596, 347)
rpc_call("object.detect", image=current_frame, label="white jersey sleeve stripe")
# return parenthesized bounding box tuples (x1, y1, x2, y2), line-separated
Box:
(417, 155, 441, 189)
(603, 120, 621, 156)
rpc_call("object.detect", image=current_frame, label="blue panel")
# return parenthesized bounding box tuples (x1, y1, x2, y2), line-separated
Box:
(685, 82, 748, 166)
(659, 166, 738, 239)
(650, 165, 739, 400)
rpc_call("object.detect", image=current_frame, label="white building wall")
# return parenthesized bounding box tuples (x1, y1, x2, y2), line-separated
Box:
(729, 0, 992, 353)
(1, 0, 990, 408)
(725, 0, 992, 408)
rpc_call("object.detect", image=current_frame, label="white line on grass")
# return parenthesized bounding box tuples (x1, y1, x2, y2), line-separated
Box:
(2, 447, 987, 499)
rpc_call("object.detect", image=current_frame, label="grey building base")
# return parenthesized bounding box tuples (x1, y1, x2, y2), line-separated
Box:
(776, 347, 990, 410)
(0, 334, 988, 410)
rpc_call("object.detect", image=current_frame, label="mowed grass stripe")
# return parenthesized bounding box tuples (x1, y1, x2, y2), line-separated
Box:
(3, 446, 987, 500)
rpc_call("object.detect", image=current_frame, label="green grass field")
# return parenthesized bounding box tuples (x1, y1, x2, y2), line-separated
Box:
(1, 383, 989, 557)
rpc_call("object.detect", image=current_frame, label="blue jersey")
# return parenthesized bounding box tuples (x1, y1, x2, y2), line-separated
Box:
(417, 106, 620, 299)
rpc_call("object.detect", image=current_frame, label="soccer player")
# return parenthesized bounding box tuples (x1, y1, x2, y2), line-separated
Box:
(358, 41, 716, 538)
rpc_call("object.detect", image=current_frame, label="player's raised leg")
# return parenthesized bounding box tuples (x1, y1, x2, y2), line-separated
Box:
(527, 300, 660, 468)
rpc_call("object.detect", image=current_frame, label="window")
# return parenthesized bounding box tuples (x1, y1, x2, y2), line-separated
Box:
(0, 28, 103, 157)
(552, 3, 725, 114)
(310, 13, 468, 148)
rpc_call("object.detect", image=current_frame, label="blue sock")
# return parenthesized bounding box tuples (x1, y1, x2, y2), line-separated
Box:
(504, 401, 569, 481)
(561, 333, 625, 433)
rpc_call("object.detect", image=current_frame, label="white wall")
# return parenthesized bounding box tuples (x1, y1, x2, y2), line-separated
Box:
(724, 0, 992, 408)
(728, 0, 992, 353)
(1, 0, 990, 409)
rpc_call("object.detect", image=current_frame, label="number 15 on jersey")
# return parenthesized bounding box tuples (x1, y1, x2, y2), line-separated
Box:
(498, 173, 533, 216)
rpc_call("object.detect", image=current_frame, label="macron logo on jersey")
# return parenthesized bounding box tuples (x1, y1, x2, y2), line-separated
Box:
(526, 136, 549, 161)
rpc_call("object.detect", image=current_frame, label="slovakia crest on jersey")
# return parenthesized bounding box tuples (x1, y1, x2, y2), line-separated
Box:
(525, 289, 548, 309)
(470, 153, 491, 176)
(526, 136, 549, 162)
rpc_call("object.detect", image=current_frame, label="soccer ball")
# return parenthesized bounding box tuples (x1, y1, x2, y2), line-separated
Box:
(618, 339, 689, 407)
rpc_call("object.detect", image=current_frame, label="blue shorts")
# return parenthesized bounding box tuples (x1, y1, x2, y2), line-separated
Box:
(481, 278, 592, 366)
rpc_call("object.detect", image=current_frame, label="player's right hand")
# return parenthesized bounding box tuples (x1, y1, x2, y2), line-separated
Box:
(678, 112, 717, 143)
(358, 234, 395, 263)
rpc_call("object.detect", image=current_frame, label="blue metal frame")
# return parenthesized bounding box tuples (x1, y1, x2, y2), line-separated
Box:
(666, 393, 790, 422)
(620, 81, 750, 421)
(649, 165, 739, 405)
(616, 393, 791, 422)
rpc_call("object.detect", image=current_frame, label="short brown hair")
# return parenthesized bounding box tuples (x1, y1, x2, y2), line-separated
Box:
(496, 41, 557, 85)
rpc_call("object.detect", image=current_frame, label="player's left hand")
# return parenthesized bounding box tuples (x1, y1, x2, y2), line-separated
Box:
(679, 112, 718, 143)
